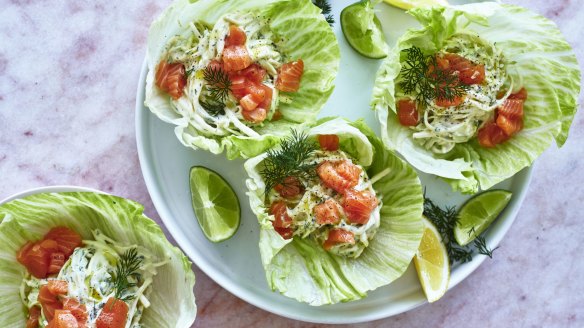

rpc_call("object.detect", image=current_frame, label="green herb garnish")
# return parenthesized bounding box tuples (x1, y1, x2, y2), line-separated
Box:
(203, 66, 232, 103)
(469, 227, 498, 258)
(424, 198, 472, 264)
(113, 248, 143, 302)
(423, 197, 497, 264)
(260, 130, 318, 195)
(313, 0, 335, 26)
(399, 46, 469, 105)
(200, 99, 226, 116)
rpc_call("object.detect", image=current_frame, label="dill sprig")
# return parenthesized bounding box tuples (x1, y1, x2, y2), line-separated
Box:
(423, 198, 472, 264)
(469, 227, 499, 258)
(399, 46, 469, 106)
(313, 0, 334, 26)
(203, 66, 231, 103)
(424, 197, 499, 264)
(199, 66, 230, 116)
(113, 248, 143, 302)
(260, 130, 318, 195)
(200, 99, 226, 116)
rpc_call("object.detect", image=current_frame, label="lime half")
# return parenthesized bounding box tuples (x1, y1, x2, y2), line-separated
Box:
(454, 189, 512, 246)
(341, 1, 389, 59)
(414, 216, 450, 303)
(383, 0, 448, 10)
(189, 166, 240, 242)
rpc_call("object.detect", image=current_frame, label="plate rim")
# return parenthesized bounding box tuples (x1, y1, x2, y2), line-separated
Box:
(0, 185, 103, 204)
(135, 58, 534, 324)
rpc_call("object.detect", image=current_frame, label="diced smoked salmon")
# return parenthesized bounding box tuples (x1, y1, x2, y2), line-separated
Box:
(269, 201, 292, 229)
(48, 252, 66, 274)
(96, 298, 128, 328)
(496, 113, 523, 136)
(323, 229, 355, 250)
(63, 298, 88, 327)
(478, 121, 509, 148)
(342, 189, 378, 225)
(225, 25, 246, 47)
(497, 99, 524, 119)
(45, 227, 82, 258)
(435, 96, 464, 108)
(223, 45, 252, 72)
(47, 280, 68, 295)
(257, 84, 273, 110)
(314, 199, 342, 225)
(508, 87, 528, 100)
(23, 242, 50, 279)
(239, 94, 260, 112)
(26, 306, 41, 328)
(274, 176, 304, 199)
(38, 285, 62, 322)
(241, 107, 267, 123)
(275, 60, 304, 92)
(397, 99, 419, 126)
(51, 309, 79, 328)
(317, 160, 361, 194)
(318, 134, 339, 151)
(440, 53, 485, 85)
(155, 60, 187, 100)
(241, 64, 266, 83)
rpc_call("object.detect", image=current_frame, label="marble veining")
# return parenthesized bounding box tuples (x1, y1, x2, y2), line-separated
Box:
(1, 0, 583, 327)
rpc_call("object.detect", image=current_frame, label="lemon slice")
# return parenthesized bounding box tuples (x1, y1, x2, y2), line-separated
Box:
(454, 189, 512, 246)
(189, 166, 240, 242)
(383, 0, 448, 10)
(414, 216, 450, 303)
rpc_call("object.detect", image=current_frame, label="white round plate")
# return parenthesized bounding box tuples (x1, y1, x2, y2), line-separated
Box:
(0, 185, 102, 204)
(135, 0, 532, 324)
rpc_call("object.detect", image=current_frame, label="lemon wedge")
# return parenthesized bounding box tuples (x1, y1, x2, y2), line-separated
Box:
(413, 216, 450, 302)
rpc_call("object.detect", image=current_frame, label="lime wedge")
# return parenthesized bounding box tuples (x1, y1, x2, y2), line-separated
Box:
(414, 216, 450, 303)
(341, 1, 389, 59)
(189, 166, 240, 242)
(454, 189, 512, 246)
(383, 0, 448, 10)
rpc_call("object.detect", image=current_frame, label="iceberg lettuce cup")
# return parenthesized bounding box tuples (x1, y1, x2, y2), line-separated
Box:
(0, 190, 196, 327)
(244, 118, 424, 305)
(145, 0, 340, 159)
(371, 2, 580, 194)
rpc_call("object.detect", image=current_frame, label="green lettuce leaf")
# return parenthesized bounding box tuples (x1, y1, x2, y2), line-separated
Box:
(244, 118, 424, 305)
(145, 0, 340, 159)
(0, 192, 196, 327)
(371, 2, 581, 194)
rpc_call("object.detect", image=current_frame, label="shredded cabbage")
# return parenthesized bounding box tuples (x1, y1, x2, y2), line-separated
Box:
(20, 230, 166, 328)
(164, 12, 282, 138)
(266, 150, 383, 258)
(402, 33, 513, 154)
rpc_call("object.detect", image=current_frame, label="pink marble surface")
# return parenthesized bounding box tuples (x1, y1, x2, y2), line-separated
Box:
(0, 0, 582, 327)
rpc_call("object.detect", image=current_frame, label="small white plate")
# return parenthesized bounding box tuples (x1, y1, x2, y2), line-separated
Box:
(0, 185, 101, 204)
(135, 0, 532, 323)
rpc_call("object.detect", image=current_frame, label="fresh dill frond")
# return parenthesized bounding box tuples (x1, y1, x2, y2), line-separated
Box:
(423, 197, 473, 265)
(113, 248, 143, 302)
(470, 227, 499, 258)
(200, 99, 226, 116)
(313, 0, 335, 26)
(424, 197, 499, 264)
(399, 46, 469, 105)
(260, 130, 318, 195)
(203, 66, 231, 103)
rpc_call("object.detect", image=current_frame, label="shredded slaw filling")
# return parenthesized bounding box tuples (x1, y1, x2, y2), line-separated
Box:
(399, 33, 514, 154)
(20, 230, 166, 328)
(267, 150, 387, 258)
(165, 12, 284, 138)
